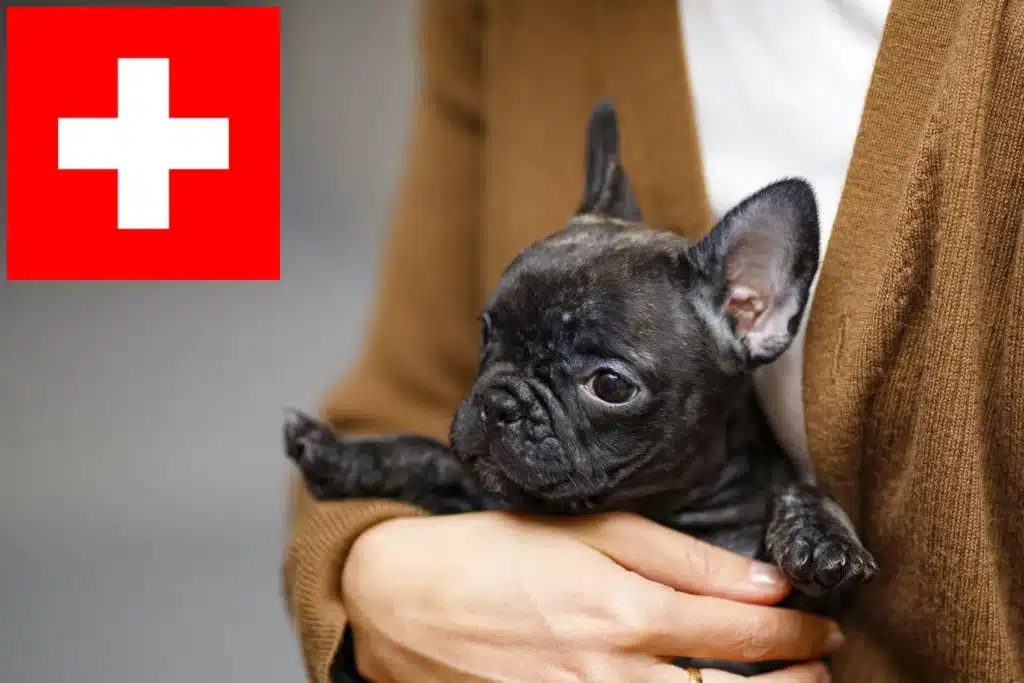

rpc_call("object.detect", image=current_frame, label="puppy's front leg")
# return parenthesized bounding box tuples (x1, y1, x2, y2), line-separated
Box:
(284, 410, 489, 515)
(765, 483, 878, 599)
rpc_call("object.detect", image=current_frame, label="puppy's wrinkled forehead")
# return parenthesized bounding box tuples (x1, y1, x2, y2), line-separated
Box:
(501, 220, 690, 291)
(486, 221, 698, 360)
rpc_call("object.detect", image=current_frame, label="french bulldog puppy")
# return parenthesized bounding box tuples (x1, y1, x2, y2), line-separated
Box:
(285, 100, 877, 677)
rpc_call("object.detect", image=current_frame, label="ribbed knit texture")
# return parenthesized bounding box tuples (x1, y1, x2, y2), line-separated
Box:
(281, 1, 1023, 681)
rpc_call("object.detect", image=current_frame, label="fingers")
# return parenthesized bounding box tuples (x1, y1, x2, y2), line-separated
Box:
(644, 661, 830, 683)
(621, 580, 843, 663)
(563, 511, 791, 604)
(551, 512, 841, 664)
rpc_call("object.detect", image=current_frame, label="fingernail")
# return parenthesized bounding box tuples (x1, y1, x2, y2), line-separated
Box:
(748, 562, 787, 588)
(825, 622, 846, 652)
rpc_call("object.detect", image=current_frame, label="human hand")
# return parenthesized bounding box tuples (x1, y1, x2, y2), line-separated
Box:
(341, 510, 842, 682)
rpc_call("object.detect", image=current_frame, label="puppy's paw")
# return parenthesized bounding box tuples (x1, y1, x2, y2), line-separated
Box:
(768, 519, 878, 596)
(283, 409, 346, 487)
(765, 484, 878, 598)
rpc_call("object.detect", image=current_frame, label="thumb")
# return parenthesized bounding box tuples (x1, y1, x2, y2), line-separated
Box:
(562, 512, 791, 604)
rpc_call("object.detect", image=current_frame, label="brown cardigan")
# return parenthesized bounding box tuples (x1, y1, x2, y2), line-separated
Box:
(282, 2, 1024, 681)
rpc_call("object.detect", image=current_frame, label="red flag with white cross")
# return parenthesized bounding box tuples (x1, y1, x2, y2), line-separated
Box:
(5, 6, 280, 280)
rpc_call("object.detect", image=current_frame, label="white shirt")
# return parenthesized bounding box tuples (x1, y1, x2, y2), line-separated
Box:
(679, 1, 891, 472)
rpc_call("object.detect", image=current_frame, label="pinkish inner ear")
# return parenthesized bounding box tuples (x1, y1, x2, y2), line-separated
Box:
(725, 285, 766, 333)
(723, 234, 780, 334)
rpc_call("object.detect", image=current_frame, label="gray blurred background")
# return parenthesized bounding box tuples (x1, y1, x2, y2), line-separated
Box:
(1, 1, 419, 681)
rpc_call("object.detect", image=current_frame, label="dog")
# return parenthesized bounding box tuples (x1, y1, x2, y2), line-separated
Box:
(285, 100, 877, 677)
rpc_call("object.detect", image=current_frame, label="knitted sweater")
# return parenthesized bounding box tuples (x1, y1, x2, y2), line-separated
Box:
(282, 2, 1024, 681)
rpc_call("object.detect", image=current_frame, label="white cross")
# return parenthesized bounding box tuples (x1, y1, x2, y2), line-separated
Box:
(57, 58, 230, 230)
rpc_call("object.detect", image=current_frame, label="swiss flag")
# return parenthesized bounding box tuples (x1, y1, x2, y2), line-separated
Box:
(5, 6, 280, 280)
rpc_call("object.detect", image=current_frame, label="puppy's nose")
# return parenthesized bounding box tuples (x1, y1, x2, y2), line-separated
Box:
(481, 389, 522, 427)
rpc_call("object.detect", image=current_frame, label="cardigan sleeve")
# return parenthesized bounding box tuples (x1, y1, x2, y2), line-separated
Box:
(281, 2, 486, 681)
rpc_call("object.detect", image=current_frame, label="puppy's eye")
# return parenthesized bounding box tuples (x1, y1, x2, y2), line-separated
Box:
(586, 370, 638, 405)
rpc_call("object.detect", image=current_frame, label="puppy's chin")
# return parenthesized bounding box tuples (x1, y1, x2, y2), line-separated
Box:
(450, 400, 611, 512)
(464, 444, 612, 512)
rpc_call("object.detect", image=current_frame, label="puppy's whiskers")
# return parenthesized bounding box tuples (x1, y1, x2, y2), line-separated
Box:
(573, 468, 596, 489)
(565, 471, 584, 497)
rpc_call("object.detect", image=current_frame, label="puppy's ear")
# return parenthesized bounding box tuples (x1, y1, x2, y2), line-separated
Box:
(692, 178, 821, 366)
(575, 99, 643, 221)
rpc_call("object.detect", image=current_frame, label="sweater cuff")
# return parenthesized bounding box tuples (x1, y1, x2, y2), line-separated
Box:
(282, 498, 426, 683)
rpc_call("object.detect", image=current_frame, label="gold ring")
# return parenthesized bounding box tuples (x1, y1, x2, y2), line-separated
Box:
(685, 667, 703, 683)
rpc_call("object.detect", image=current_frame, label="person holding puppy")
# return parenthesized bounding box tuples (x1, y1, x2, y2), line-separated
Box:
(282, 2, 1024, 682)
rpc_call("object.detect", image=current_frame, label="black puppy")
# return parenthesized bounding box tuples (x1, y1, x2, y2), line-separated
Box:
(285, 100, 877, 677)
